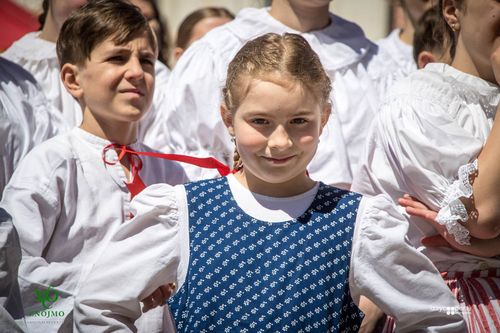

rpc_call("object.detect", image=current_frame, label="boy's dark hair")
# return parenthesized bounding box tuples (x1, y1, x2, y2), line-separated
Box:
(56, 0, 157, 68)
(413, 6, 447, 63)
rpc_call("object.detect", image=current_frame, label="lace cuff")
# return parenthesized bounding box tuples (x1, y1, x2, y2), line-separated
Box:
(435, 159, 478, 246)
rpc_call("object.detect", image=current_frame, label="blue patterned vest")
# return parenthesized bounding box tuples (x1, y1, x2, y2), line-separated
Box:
(169, 177, 363, 332)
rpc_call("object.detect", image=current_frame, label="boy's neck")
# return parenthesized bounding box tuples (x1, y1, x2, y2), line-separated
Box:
(80, 110, 137, 146)
(269, 0, 331, 33)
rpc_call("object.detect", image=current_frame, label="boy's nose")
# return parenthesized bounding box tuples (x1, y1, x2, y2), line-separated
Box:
(268, 125, 292, 150)
(125, 57, 145, 80)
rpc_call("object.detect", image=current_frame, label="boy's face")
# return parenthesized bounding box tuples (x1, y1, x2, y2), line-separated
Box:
(77, 30, 156, 124)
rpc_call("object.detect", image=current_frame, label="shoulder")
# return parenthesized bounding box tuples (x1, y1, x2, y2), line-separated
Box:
(317, 183, 363, 208)
(2, 32, 56, 63)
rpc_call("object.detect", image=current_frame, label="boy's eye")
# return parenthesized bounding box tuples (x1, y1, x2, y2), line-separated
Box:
(291, 118, 308, 124)
(251, 118, 269, 125)
(107, 55, 126, 62)
(141, 58, 155, 66)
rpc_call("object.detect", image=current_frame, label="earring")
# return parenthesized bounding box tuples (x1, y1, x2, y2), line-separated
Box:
(450, 23, 457, 31)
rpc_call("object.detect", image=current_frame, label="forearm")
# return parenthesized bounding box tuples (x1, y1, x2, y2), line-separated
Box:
(469, 110, 500, 237)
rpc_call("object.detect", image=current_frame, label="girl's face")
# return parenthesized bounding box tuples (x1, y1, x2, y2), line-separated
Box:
(452, 0, 500, 82)
(223, 78, 330, 197)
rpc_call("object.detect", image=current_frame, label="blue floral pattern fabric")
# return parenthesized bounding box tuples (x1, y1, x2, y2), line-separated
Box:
(169, 177, 363, 332)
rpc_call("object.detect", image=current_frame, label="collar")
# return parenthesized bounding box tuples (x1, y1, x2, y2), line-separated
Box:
(226, 7, 376, 71)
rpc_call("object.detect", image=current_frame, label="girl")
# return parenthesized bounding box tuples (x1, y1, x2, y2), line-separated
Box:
(352, 0, 500, 331)
(2, 0, 170, 145)
(73, 32, 462, 332)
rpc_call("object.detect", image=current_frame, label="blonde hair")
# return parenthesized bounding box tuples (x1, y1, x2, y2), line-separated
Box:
(223, 33, 332, 170)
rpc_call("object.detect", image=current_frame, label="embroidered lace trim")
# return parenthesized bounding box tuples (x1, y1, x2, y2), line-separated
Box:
(435, 160, 478, 246)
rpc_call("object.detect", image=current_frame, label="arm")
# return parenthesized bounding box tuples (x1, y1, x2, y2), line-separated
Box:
(350, 195, 467, 332)
(74, 184, 184, 332)
(0, 156, 85, 313)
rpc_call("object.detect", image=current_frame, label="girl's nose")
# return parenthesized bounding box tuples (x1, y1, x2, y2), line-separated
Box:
(268, 125, 292, 150)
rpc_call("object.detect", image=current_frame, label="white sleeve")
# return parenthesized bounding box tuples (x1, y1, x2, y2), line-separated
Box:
(350, 195, 468, 332)
(0, 155, 84, 307)
(154, 41, 232, 165)
(74, 183, 187, 332)
(352, 97, 484, 210)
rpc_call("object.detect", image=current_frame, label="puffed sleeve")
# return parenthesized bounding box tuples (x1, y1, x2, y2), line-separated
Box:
(352, 94, 484, 209)
(350, 195, 467, 332)
(74, 183, 187, 332)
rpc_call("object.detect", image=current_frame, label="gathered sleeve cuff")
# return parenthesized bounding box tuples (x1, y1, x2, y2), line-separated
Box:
(435, 159, 478, 246)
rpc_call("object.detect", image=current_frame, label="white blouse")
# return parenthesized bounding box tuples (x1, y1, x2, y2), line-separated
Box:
(2, 32, 171, 144)
(0, 127, 187, 332)
(352, 63, 500, 273)
(0, 57, 66, 198)
(147, 7, 398, 188)
(376, 29, 416, 85)
(74, 175, 466, 331)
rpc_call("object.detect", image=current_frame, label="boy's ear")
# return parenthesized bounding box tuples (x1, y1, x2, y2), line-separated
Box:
(60, 63, 83, 99)
(417, 51, 437, 69)
(320, 103, 332, 134)
(220, 103, 235, 136)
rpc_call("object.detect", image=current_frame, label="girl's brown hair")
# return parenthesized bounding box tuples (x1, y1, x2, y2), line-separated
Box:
(176, 7, 234, 49)
(223, 33, 332, 169)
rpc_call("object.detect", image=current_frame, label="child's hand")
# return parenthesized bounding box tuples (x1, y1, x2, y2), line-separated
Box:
(141, 282, 176, 313)
(399, 195, 500, 257)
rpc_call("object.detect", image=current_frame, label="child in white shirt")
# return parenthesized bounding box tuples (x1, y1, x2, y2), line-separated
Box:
(0, 1, 187, 332)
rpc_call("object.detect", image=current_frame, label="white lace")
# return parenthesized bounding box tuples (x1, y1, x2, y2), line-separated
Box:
(435, 159, 478, 246)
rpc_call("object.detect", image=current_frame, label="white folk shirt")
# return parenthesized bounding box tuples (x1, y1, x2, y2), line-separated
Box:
(376, 29, 417, 86)
(352, 63, 500, 324)
(0, 127, 188, 333)
(0, 57, 66, 199)
(73, 174, 465, 332)
(2, 32, 170, 144)
(147, 7, 397, 188)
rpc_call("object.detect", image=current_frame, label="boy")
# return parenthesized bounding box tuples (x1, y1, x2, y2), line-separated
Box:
(0, 1, 186, 332)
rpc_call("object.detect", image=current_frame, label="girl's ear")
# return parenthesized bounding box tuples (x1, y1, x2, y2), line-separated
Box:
(220, 103, 235, 136)
(417, 50, 437, 69)
(320, 103, 332, 134)
(61, 63, 83, 99)
(442, 0, 461, 32)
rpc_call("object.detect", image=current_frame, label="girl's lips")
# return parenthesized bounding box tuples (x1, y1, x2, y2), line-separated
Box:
(262, 155, 295, 164)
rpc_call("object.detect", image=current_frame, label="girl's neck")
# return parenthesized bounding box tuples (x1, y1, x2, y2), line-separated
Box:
(234, 169, 316, 198)
(38, 11, 59, 43)
(80, 109, 137, 146)
(269, 0, 331, 33)
(452, 38, 496, 84)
